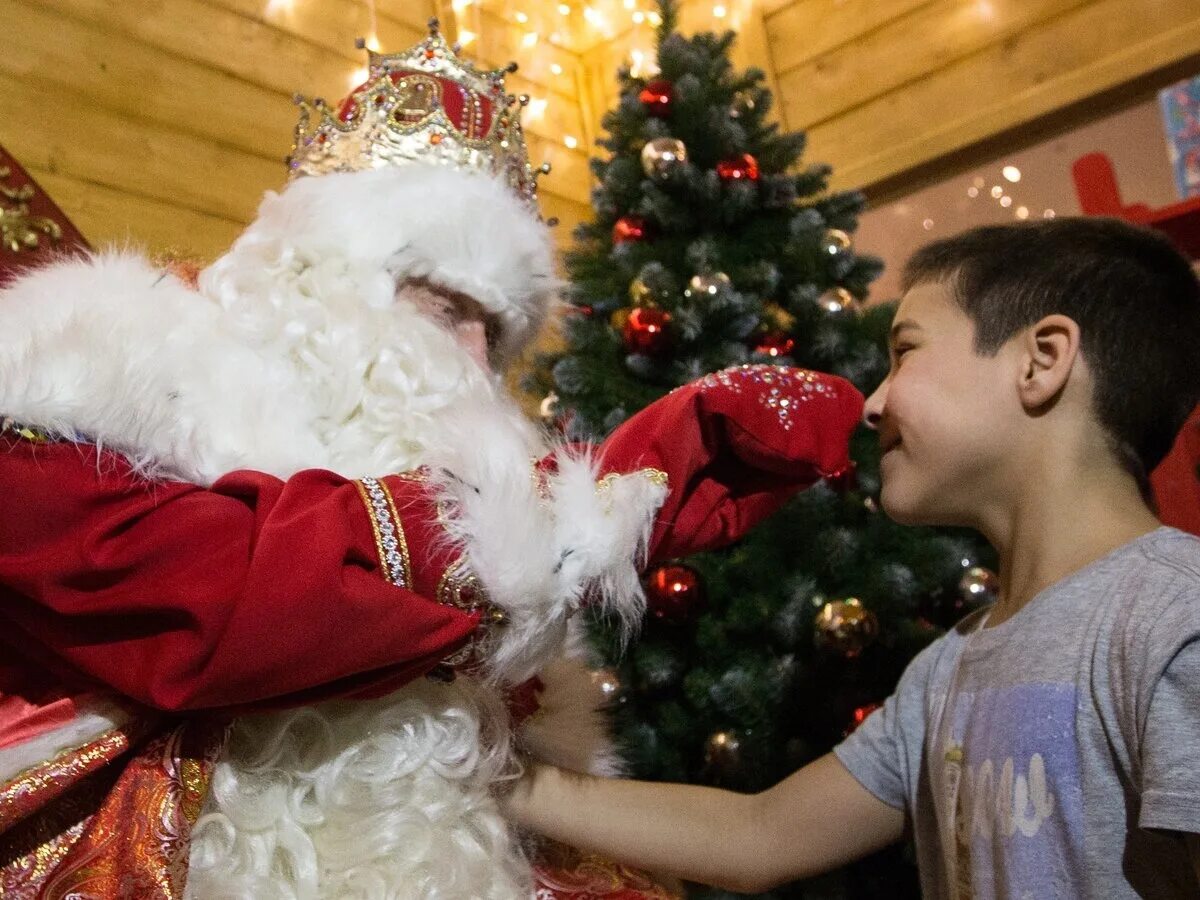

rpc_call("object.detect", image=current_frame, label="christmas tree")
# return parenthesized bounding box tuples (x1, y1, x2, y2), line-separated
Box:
(526, 2, 995, 895)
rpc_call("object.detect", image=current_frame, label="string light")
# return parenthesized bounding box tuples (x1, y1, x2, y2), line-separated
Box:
(522, 31, 539, 47)
(632, 10, 645, 22)
(1002, 165, 1021, 183)
(564, 135, 579, 149)
(999, 195, 1012, 208)
(457, 29, 476, 46)
(264, 0, 293, 16)
(348, 66, 369, 88)
(713, 4, 727, 16)
(990, 185, 1003, 199)
(558, 2, 570, 13)
(1043, 209, 1057, 219)
(514, 10, 528, 23)
(623, 0, 635, 7)
(451, 0, 472, 13)
(1016, 206, 1030, 219)
(527, 97, 548, 119)
(648, 10, 662, 25)
(967, 186, 979, 198)
(922, 218, 934, 230)
(550, 62, 564, 75)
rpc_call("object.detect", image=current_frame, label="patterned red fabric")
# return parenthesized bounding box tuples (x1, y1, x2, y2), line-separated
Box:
(597, 365, 864, 563)
(0, 145, 90, 282)
(532, 842, 683, 899)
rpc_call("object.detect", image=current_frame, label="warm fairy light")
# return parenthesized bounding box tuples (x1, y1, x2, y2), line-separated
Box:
(967, 186, 980, 198)
(527, 97, 548, 119)
(583, 6, 601, 25)
(564, 135, 579, 149)
(451, 0, 472, 13)
(630, 47, 658, 77)
(514, 10, 529, 22)
(990, 185, 1003, 199)
(922, 218, 934, 230)
(457, 29, 476, 46)
(550, 62, 564, 75)
(999, 195, 1013, 208)
(558, 2, 570, 12)
(1044, 209, 1057, 219)
(632, 10, 645, 22)
(349, 66, 369, 88)
(522, 31, 539, 47)
(264, 0, 293, 15)
(713, 4, 727, 16)
(624, 0, 636, 7)
(1002, 165, 1021, 183)
(364, 32, 381, 51)
(1016, 206, 1030, 219)
(648, 10, 662, 25)
(977, 0, 995, 18)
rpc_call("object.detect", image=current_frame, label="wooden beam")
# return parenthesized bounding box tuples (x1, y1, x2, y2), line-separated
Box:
(0, 71, 281, 223)
(803, 0, 1200, 192)
(29, 166, 244, 259)
(777, 0, 1094, 129)
(767, 0, 935, 78)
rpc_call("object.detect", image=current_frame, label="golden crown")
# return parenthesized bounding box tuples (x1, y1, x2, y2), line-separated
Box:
(287, 19, 548, 209)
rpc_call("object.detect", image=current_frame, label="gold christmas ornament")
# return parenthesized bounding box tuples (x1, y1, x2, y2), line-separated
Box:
(288, 19, 544, 209)
(814, 597, 879, 657)
(816, 286, 859, 316)
(628, 276, 655, 305)
(703, 730, 743, 778)
(640, 137, 688, 180)
(684, 271, 731, 299)
(610, 307, 632, 331)
(589, 667, 623, 704)
(820, 228, 853, 258)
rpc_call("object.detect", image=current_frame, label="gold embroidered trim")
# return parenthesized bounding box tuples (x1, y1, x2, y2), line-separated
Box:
(0, 417, 50, 443)
(355, 477, 412, 588)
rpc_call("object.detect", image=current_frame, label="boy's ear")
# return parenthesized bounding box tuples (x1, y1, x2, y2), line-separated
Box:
(1017, 314, 1081, 409)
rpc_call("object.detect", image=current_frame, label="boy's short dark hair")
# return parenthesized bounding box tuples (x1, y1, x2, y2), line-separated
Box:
(903, 217, 1200, 479)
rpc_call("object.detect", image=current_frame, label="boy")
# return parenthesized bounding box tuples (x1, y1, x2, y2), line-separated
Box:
(504, 218, 1200, 897)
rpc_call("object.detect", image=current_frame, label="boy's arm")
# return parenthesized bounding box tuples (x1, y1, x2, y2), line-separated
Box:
(505, 753, 903, 893)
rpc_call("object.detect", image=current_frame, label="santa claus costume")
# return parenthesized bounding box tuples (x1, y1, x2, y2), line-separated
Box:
(0, 21, 863, 899)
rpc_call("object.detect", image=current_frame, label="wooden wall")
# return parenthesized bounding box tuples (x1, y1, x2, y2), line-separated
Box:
(6, 0, 1200, 256)
(762, 0, 1200, 195)
(0, 0, 591, 258)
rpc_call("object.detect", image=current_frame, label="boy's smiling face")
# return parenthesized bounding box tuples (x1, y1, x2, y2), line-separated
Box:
(864, 280, 1023, 527)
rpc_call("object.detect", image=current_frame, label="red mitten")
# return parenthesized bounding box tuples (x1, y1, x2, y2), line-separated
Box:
(597, 365, 863, 562)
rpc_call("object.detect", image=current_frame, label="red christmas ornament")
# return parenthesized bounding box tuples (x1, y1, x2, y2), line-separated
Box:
(826, 461, 858, 493)
(638, 79, 674, 117)
(622, 307, 672, 355)
(645, 563, 705, 622)
(754, 331, 795, 358)
(844, 702, 883, 737)
(612, 215, 649, 245)
(716, 153, 760, 182)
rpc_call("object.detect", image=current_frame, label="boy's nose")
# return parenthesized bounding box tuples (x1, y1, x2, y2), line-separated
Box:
(862, 382, 886, 430)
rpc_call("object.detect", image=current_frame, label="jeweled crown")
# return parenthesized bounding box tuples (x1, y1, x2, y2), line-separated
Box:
(287, 19, 547, 209)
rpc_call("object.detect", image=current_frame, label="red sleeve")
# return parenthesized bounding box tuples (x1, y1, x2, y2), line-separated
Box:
(0, 438, 480, 712)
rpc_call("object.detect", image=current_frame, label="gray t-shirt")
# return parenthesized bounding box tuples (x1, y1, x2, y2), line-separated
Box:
(835, 526, 1200, 899)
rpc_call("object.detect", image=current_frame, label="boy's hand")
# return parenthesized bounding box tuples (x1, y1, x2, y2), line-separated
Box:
(503, 754, 903, 893)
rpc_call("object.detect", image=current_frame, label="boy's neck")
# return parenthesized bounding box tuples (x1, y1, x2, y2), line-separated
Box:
(980, 455, 1161, 628)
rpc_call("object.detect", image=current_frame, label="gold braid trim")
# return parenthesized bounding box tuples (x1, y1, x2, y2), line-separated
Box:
(354, 477, 413, 588)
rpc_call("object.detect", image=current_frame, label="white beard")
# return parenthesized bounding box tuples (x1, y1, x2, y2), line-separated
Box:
(0, 250, 663, 899)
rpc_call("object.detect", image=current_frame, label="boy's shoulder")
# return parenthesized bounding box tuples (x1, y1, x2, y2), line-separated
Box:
(1132, 526, 1200, 583)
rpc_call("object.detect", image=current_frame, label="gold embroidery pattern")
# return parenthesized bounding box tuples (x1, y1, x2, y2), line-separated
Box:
(0, 417, 51, 444)
(0, 166, 62, 254)
(0, 720, 229, 900)
(355, 477, 413, 588)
